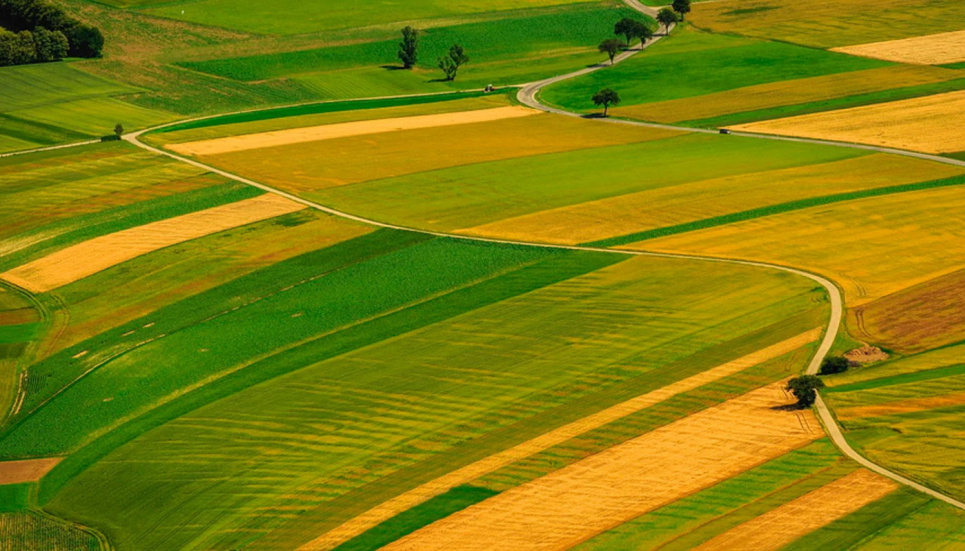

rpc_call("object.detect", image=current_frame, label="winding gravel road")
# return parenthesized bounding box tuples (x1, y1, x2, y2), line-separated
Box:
(119, 0, 965, 514)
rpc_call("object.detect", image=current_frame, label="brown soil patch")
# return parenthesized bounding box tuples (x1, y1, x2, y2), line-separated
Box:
(832, 30, 965, 65)
(837, 390, 965, 420)
(692, 469, 897, 551)
(382, 383, 821, 551)
(297, 330, 822, 551)
(844, 346, 889, 365)
(0, 457, 62, 484)
(732, 90, 965, 154)
(169, 106, 538, 157)
(0, 194, 304, 293)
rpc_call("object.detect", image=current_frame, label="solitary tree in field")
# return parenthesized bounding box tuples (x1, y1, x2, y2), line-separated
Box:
(438, 44, 469, 81)
(598, 38, 623, 64)
(819, 356, 850, 375)
(592, 88, 620, 116)
(398, 26, 419, 69)
(786, 375, 825, 408)
(114, 123, 124, 138)
(672, 0, 692, 21)
(657, 8, 678, 35)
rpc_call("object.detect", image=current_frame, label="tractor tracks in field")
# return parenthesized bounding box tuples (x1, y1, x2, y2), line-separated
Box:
(112, 0, 964, 539)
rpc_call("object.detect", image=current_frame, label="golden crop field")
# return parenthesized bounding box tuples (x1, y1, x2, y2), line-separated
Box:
(300, 329, 821, 551)
(195, 115, 680, 192)
(0, 194, 304, 292)
(733, 90, 965, 154)
(0, 458, 62, 485)
(612, 65, 963, 124)
(691, 469, 897, 551)
(832, 30, 965, 66)
(636, 184, 965, 323)
(459, 154, 963, 245)
(382, 383, 819, 551)
(169, 106, 538, 156)
(690, 0, 965, 48)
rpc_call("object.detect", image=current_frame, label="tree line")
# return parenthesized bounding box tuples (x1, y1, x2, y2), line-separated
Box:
(0, 0, 104, 67)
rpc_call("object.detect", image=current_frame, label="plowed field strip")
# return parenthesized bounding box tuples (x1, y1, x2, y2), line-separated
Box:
(0, 457, 62, 484)
(382, 383, 820, 551)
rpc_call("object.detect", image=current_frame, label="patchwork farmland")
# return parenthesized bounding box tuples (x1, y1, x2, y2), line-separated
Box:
(2, 0, 965, 549)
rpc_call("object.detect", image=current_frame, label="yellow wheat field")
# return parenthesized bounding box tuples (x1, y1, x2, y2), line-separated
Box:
(169, 106, 538, 156)
(458, 154, 962, 245)
(636, 185, 965, 309)
(733, 90, 965, 154)
(692, 469, 897, 551)
(833, 30, 965, 66)
(0, 457, 62, 484)
(613, 65, 962, 124)
(382, 383, 820, 551)
(0, 194, 305, 292)
(298, 329, 821, 551)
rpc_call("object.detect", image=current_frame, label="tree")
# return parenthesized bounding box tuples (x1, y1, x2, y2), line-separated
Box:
(672, 0, 692, 21)
(592, 88, 620, 116)
(786, 375, 825, 408)
(65, 22, 103, 58)
(657, 8, 678, 35)
(437, 44, 469, 81)
(598, 38, 623, 65)
(33, 27, 67, 62)
(614, 18, 647, 46)
(634, 22, 654, 45)
(397, 26, 418, 69)
(819, 356, 850, 375)
(114, 123, 124, 138)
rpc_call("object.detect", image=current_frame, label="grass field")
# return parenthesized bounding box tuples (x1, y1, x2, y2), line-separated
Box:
(689, 0, 965, 49)
(12, 251, 823, 551)
(539, 26, 889, 114)
(0, 511, 100, 551)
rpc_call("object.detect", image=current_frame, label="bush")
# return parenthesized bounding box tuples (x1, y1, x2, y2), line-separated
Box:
(819, 355, 850, 375)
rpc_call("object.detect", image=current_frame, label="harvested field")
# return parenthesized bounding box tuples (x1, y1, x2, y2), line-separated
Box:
(168, 106, 538, 156)
(832, 30, 965, 66)
(300, 328, 821, 550)
(835, 391, 965, 420)
(0, 194, 305, 292)
(383, 383, 820, 551)
(732, 90, 965, 154)
(458, 154, 960, 245)
(691, 469, 897, 551)
(0, 457, 62, 484)
(639, 184, 965, 308)
(612, 65, 963, 124)
(854, 268, 965, 353)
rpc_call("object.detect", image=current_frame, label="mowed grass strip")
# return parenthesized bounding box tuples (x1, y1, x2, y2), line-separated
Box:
(199, 114, 681, 192)
(169, 106, 538, 156)
(1, 194, 305, 292)
(690, 470, 897, 551)
(308, 132, 859, 231)
(637, 184, 965, 309)
(300, 329, 822, 551)
(539, 26, 889, 113)
(611, 65, 963, 124)
(458, 155, 962, 245)
(42, 255, 820, 551)
(690, 0, 965, 48)
(832, 30, 965, 65)
(382, 383, 820, 551)
(733, 90, 965, 154)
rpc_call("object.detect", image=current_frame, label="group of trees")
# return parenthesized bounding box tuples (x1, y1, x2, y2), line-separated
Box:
(786, 355, 853, 408)
(0, 0, 103, 67)
(396, 26, 469, 81)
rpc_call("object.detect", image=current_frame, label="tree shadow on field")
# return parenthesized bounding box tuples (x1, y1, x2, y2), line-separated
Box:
(771, 403, 807, 412)
(380, 64, 408, 71)
(583, 113, 607, 119)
